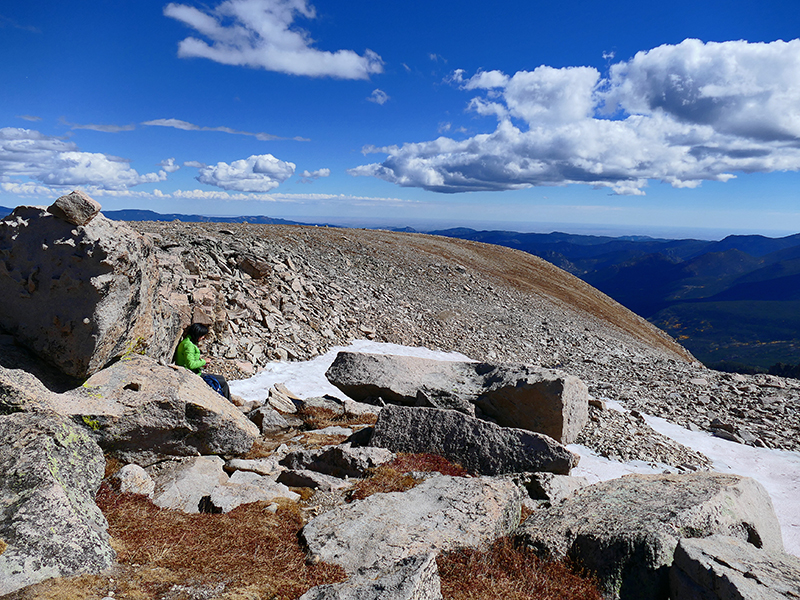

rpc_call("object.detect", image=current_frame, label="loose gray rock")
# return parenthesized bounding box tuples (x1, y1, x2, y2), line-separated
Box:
(514, 472, 785, 600)
(0, 203, 184, 379)
(225, 456, 282, 476)
(277, 469, 352, 492)
(670, 535, 800, 600)
(300, 395, 346, 416)
(281, 443, 394, 479)
(147, 455, 229, 513)
(301, 475, 523, 574)
(74, 355, 259, 465)
(114, 463, 155, 497)
(248, 405, 292, 434)
(0, 413, 115, 596)
(370, 405, 578, 475)
(299, 553, 443, 600)
(46, 190, 101, 226)
(268, 383, 300, 413)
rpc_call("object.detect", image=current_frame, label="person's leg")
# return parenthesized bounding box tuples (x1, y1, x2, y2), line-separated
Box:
(201, 373, 230, 400)
(214, 374, 230, 400)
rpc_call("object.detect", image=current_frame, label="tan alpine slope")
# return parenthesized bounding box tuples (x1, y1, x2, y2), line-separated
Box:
(380, 230, 693, 361)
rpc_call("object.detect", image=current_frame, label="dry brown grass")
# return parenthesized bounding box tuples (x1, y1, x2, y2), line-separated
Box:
(296, 405, 378, 430)
(14, 485, 347, 600)
(438, 537, 603, 600)
(347, 453, 469, 502)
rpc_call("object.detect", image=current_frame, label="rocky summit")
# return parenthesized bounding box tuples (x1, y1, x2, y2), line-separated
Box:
(1, 194, 798, 600)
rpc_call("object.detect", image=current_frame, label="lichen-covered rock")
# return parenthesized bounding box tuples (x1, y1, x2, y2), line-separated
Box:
(75, 355, 259, 465)
(0, 412, 114, 595)
(0, 201, 185, 379)
(301, 475, 523, 574)
(514, 472, 784, 600)
(370, 405, 578, 475)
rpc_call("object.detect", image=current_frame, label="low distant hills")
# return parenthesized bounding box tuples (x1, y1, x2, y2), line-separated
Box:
(0, 206, 309, 226)
(430, 228, 800, 371)
(2, 203, 797, 371)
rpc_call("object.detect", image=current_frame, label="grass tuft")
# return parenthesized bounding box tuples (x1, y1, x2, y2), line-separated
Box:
(296, 405, 378, 430)
(347, 453, 469, 502)
(438, 537, 603, 600)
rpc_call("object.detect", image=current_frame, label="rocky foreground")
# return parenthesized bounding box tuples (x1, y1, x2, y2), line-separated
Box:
(1, 193, 799, 600)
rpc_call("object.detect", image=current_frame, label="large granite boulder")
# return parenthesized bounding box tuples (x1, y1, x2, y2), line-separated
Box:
(301, 475, 523, 574)
(325, 352, 588, 443)
(369, 404, 578, 475)
(71, 355, 259, 465)
(299, 554, 443, 600)
(0, 412, 115, 595)
(0, 196, 185, 379)
(671, 534, 800, 600)
(514, 472, 784, 600)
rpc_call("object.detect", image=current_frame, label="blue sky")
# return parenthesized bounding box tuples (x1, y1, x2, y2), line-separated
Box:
(2, 0, 800, 237)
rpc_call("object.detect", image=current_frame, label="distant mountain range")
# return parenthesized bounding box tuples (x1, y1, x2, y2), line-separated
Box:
(429, 228, 800, 370)
(0, 206, 313, 226)
(3, 204, 798, 370)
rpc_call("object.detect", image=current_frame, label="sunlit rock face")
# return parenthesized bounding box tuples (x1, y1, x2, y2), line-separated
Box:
(0, 194, 186, 379)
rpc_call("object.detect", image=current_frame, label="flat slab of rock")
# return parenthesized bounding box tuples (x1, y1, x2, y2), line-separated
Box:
(147, 455, 229, 513)
(301, 474, 523, 574)
(0, 201, 184, 379)
(325, 352, 589, 443)
(73, 355, 259, 465)
(210, 470, 300, 512)
(281, 443, 394, 478)
(277, 469, 352, 492)
(514, 472, 784, 600)
(0, 413, 115, 595)
(369, 405, 578, 475)
(299, 554, 443, 600)
(671, 535, 800, 600)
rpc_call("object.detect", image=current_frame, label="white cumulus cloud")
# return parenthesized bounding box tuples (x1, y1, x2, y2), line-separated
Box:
(352, 39, 800, 195)
(159, 158, 181, 173)
(298, 167, 330, 182)
(197, 153, 296, 191)
(164, 0, 383, 79)
(0, 128, 167, 191)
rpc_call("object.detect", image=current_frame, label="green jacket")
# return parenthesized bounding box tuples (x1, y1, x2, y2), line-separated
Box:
(175, 337, 206, 374)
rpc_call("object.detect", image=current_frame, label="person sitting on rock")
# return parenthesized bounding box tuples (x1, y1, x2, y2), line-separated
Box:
(175, 323, 231, 401)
